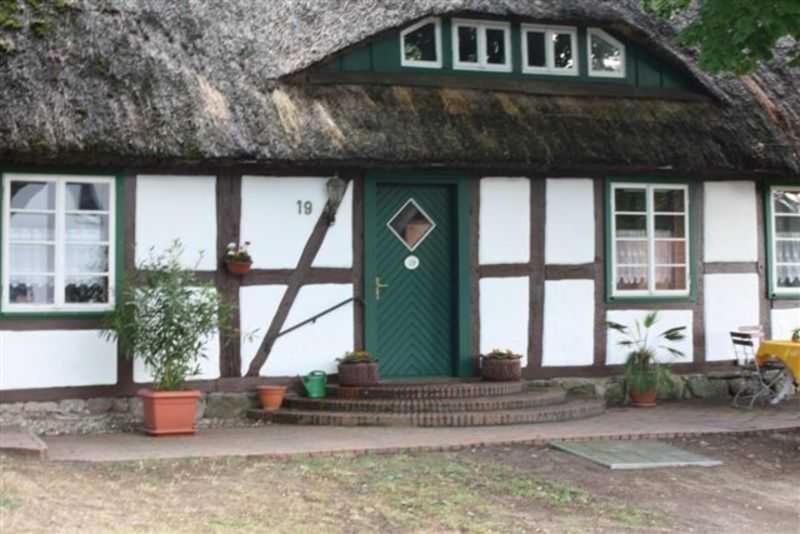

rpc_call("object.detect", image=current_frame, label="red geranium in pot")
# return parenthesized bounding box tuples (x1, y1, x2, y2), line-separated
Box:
(224, 241, 253, 275)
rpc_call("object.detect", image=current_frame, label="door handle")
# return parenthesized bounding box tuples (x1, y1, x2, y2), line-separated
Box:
(375, 276, 390, 301)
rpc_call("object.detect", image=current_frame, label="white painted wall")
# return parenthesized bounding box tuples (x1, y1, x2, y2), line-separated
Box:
(704, 273, 760, 361)
(545, 178, 595, 265)
(771, 308, 800, 340)
(479, 178, 530, 265)
(0, 330, 117, 390)
(606, 310, 693, 365)
(241, 176, 330, 269)
(135, 175, 218, 270)
(704, 181, 758, 262)
(479, 277, 529, 366)
(542, 280, 595, 366)
(240, 284, 354, 376)
(314, 180, 353, 268)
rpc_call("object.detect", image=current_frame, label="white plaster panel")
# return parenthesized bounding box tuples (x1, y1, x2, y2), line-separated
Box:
(606, 310, 693, 365)
(771, 308, 800, 340)
(479, 277, 530, 366)
(704, 273, 760, 361)
(241, 176, 329, 269)
(314, 180, 353, 268)
(479, 178, 530, 265)
(239, 285, 287, 375)
(0, 330, 117, 390)
(704, 181, 758, 262)
(135, 175, 217, 270)
(545, 179, 595, 265)
(240, 284, 354, 377)
(542, 280, 595, 366)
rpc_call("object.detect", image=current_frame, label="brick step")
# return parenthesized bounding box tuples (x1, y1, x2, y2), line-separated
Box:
(282, 388, 567, 413)
(249, 398, 606, 427)
(326, 380, 528, 400)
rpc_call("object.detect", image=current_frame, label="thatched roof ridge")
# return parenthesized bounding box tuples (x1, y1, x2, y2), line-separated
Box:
(0, 0, 797, 174)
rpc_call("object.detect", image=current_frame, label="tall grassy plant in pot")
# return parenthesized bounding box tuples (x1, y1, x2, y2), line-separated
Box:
(103, 242, 233, 436)
(607, 312, 687, 407)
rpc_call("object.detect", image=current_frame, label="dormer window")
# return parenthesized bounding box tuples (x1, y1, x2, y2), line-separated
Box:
(452, 19, 512, 72)
(588, 28, 626, 78)
(400, 17, 442, 68)
(521, 25, 578, 76)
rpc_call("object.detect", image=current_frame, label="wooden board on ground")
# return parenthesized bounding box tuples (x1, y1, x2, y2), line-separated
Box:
(549, 440, 723, 470)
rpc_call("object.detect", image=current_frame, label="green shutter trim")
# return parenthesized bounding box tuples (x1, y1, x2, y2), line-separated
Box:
(764, 179, 800, 301)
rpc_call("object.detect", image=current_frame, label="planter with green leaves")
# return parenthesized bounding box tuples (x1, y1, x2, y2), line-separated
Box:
(337, 350, 379, 387)
(104, 242, 233, 436)
(481, 349, 523, 382)
(792, 328, 800, 343)
(224, 241, 253, 275)
(607, 312, 687, 407)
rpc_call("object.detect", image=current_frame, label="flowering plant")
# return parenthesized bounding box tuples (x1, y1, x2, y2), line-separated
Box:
(338, 350, 378, 364)
(224, 241, 252, 263)
(484, 348, 522, 360)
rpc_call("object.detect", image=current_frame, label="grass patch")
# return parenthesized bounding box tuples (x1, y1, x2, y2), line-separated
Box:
(0, 494, 19, 511)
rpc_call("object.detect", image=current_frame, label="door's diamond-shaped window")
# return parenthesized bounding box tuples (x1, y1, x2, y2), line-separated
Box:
(387, 199, 436, 252)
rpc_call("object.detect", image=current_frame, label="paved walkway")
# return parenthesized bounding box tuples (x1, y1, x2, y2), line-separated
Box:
(44, 400, 800, 462)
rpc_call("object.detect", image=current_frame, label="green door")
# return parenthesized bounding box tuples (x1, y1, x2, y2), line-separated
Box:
(366, 181, 457, 378)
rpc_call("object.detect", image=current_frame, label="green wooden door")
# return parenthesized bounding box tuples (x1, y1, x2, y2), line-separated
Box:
(368, 182, 457, 378)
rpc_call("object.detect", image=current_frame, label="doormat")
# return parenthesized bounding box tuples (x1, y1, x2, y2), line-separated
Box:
(549, 440, 723, 470)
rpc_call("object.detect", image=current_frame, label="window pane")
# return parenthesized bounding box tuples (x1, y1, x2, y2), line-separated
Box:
(66, 214, 109, 242)
(616, 215, 647, 238)
(776, 265, 800, 288)
(457, 26, 478, 63)
(9, 276, 55, 304)
(485, 28, 506, 64)
(655, 215, 685, 238)
(388, 200, 435, 251)
(10, 244, 55, 273)
(654, 189, 685, 212)
(65, 276, 109, 303)
(591, 32, 623, 74)
(9, 213, 55, 241)
(656, 240, 687, 265)
(616, 240, 648, 265)
(616, 267, 648, 291)
(615, 188, 646, 212)
(774, 190, 800, 214)
(10, 181, 55, 210)
(553, 33, 573, 68)
(775, 216, 800, 238)
(656, 267, 687, 291)
(66, 244, 110, 274)
(776, 240, 800, 263)
(526, 31, 546, 67)
(66, 182, 110, 211)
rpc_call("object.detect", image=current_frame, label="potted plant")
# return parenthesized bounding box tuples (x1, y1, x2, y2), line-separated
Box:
(103, 242, 234, 436)
(337, 350, 380, 387)
(224, 241, 252, 275)
(607, 311, 687, 407)
(481, 349, 523, 382)
(256, 384, 288, 410)
(792, 328, 800, 343)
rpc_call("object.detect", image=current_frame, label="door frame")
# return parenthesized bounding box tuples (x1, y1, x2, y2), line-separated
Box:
(363, 170, 473, 377)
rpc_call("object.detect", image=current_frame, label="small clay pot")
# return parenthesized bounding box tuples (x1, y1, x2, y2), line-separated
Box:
(628, 387, 657, 408)
(338, 362, 380, 387)
(138, 389, 202, 437)
(257, 385, 287, 410)
(224, 260, 252, 275)
(480, 357, 522, 382)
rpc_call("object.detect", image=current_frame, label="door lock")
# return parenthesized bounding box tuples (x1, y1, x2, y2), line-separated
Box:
(375, 276, 390, 300)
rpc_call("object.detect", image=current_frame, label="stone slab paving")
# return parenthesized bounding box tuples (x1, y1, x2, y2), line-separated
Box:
(42, 400, 800, 463)
(550, 440, 723, 470)
(0, 428, 48, 459)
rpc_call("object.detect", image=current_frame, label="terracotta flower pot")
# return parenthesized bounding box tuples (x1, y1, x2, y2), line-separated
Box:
(224, 260, 252, 275)
(257, 385, 287, 410)
(481, 357, 522, 382)
(629, 386, 657, 408)
(138, 389, 201, 436)
(338, 362, 380, 387)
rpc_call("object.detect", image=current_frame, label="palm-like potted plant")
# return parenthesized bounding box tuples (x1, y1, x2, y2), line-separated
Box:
(481, 349, 523, 382)
(337, 350, 379, 387)
(607, 311, 687, 407)
(104, 242, 234, 436)
(224, 241, 253, 275)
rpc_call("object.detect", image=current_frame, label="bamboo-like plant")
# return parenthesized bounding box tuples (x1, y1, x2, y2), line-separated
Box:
(606, 311, 687, 396)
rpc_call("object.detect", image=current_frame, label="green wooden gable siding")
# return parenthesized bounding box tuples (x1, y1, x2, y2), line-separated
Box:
(318, 18, 696, 92)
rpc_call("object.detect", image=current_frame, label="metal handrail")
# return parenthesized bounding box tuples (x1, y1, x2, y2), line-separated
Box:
(275, 296, 362, 339)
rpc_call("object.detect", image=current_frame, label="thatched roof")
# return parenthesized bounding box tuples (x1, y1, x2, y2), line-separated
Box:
(0, 0, 798, 175)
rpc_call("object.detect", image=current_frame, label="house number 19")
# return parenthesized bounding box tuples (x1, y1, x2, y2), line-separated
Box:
(297, 200, 313, 215)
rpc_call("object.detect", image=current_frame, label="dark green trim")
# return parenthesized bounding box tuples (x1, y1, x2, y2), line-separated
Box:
(363, 170, 473, 377)
(604, 176, 698, 304)
(763, 179, 800, 301)
(0, 170, 125, 321)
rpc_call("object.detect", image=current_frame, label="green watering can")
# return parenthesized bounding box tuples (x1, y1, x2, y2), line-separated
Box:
(301, 370, 327, 398)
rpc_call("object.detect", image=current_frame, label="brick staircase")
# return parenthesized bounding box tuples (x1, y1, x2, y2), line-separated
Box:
(248, 381, 605, 427)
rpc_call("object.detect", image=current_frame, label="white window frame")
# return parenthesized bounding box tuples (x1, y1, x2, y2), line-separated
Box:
(1, 173, 116, 313)
(451, 19, 512, 73)
(769, 185, 800, 298)
(610, 183, 691, 299)
(520, 24, 579, 76)
(587, 27, 627, 79)
(400, 17, 443, 69)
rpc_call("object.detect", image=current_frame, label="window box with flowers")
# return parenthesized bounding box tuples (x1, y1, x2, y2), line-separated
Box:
(337, 350, 380, 387)
(480, 349, 523, 382)
(223, 241, 252, 275)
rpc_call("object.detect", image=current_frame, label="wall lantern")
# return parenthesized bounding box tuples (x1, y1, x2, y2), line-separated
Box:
(325, 175, 347, 225)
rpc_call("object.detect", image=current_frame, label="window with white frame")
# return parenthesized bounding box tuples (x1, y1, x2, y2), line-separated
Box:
(610, 183, 690, 298)
(452, 19, 512, 72)
(521, 24, 578, 76)
(768, 186, 800, 296)
(587, 28, 626, 78)
(400, 17, 442, 68)
(2, 174, 116, 312)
